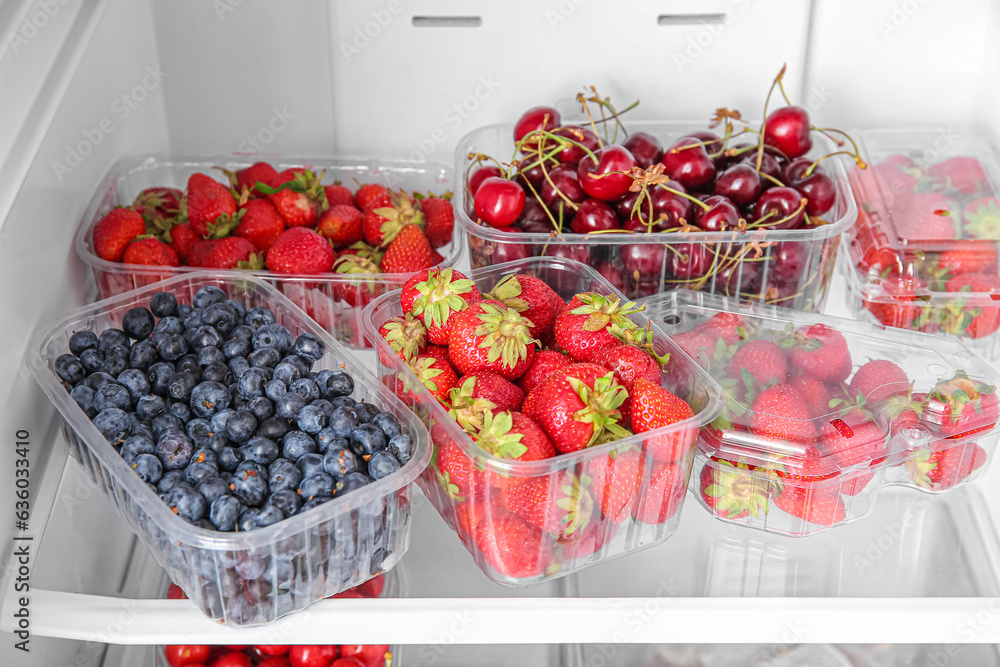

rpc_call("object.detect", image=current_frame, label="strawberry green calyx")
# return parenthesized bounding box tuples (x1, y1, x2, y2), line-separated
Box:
(411, 268, 478, 330)
(375, 190, 425, 247)
(408, 356, 445, 392)
(344, 241, 383, 264)
(381, 314, 427, 362)
(703, 459, 771, 518)
(256, 168, 330, 212)
(568, 372, 630, 446)
(436, 469, 465, 502)
(334, 254, 380, 275)
(569, 292, 644, 332)
(236, 252, 266, 271)
(448, 377, 497, 433)
(413, 189, 453, 202)
(929, 372, 984, 413)
(904, 449, 936, 489)
(555, 473, 594, 536)
(473, 410, 528, 460)
(474, 303, 539, 369)
(609, 321, 671, 367)
(964, 199, 1000, 239)
(484, 275, 530, 312)
(204, 209, 246, 239)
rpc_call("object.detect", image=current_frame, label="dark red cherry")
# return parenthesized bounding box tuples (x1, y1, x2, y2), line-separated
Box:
(474, 178, 526, 228)
(763, 106, 813, 159)
(578, 145, 637, 201)
(543, 243, 590, 264)
(764, 281, 799, 306)
(783, 157, 814, 184)
(753, 186, 806, 230)
(520, 197, 550, 224)
(662, 138, 716, 190)
(669, 243, 712, 282)
(614, 191, 642, 222)
(468, 165, 502, 195)
(622, 243, 666, 278)
(685, 130, 723, 155)
(695, 196, 741, 233)
(571, 199, 620, 234)
(737, 152, 784, 189)
(519, 218, 556, 234)
(628, 278, 661, 299)
(714, 256, 761, 296)
(793, 172, 836, 216)
(649, 183, 694, 230)
(489, 227, 534, 264)
(515, 160, 546, 192)
(514, 105, 561, 151)
(540, 164, 586, 210)
(594, 261, 628, 293)
(714, 164, 762, 208)
(553, 126, 600, 165)
(622, 132, 665, 169)
(768, 241, 809, 284)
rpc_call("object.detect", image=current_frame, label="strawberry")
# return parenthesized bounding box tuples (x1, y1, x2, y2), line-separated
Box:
(406, 352, 457, 405)
(857, 245, 903, 279)
(265, 227, 336, 274)
(773, 484, 846, 526)
(187, 237, 261, 269)
(354, 183, 389, 212)
(554, 293, 645, 361)
(435, 438, 492, 505)
(590, 343, 661, 421)
(862, 274, 929, 330)
(584, 447, 643, 523)
(933, 246, 998, 279)
(484, 274, 563, 337)
(377, 313, 427, 363)
(559, 514, 619, 561)
(878, 392, 923, 433)
(380, 225, 435, 273)
(451, 373, 524, 415)
(891, 193, 960, 241)
(501, 470, 594, 538)
(263, 168, 329, 227)
(529, 363, 629, 454)
(818, 412, 888, 469)
(473, 511, 551, 579)
(448, 386, 498, 433)
(363, 190, 425, 248)
(331, 255, 381, 306)
(447, 302, 537, 380)
(323, 183, 355, 208)
(943, 273, 1000, 338)
(220, 161, 278, 197)
(630, 378, 697, 464)
(849, 359, 910, 404)
(186, 173, 242, 238)
(93, 208, 147, 262)
(233, 199, 285, 252)
(518, 350, 573, 395)
(693, 311, 749, 345)
(920, 373, 999, 438)
(727, 339, 788, 386)
(963, 198, 1000, 239)
(166, 222, 199, 263)
(789, 323, 852, 384)
(699, 458, 771, 520)
(430, 247, 445, 265)
(928, 156, 990, 196)
(905, 442, 988, 491)
(769, 444, 838, 485)
(632, 459, 689, 525)
(788, 375, 831, 418)
(401, 268, 481, 345)
(749, 384, 817, 445)
(471, 411, 555, 476)
(417, 193, 455, 248)
(667, 330, 715, 370)
(122, 237, 179, 266)
(132, 187, 182, 226)
(317, 204, 364, 249)
(874, 154, 922, 194)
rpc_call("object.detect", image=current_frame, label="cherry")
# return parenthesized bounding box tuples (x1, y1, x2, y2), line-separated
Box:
(763, 106, 813, 159)
(571, 198, 620, 233)
(474, 177, 526, 228)
(339, 645, 391, 667)
(210, 652, 252, 667)
(767, 241, 809, 285)
(793, 172, 836, 216)
(669, 243, 712, 282)
(540, 164, 586, 209)
(737, 152, 783, 189)
(695, 196, 741, 232)
(258, 659, 292, 667)
(685, 130, 723, 155)
(520, 197, 550, 224)
(618, 182, 692, 229)
(330, 660, 366, 667)
(515, 160, 546, 191)
(519, 218, 556, 234)
(753, 186, 805, 230)
(714, 256, 761, 296)
(782, 157, 813, 184)
(623, 216, 651, 233)
(628, 278, 661, 298)
(166, 646, 212, 667)
(714, 164, 762, 208)
(468, 165, 502, 195)
(578, 145, 637, 201)
(488, 227, 534, 264)
(622, 243, 666, 277)
(514, 105, 561, 151)
(764, 281, 800, 306)
(662, 137, 716, 190)
(288, 645, 338, 667)
(543, 243, 590, 264)
(595, 260, 628, 292)
(553, 126, 600, 165)
(622, 132, 665, 169)
(256, 647, 291, 656)
(614, 191, 642, 222)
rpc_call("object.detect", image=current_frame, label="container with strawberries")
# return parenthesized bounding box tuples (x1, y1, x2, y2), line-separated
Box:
(642, 289, 1000, 537)
(844, 129, 1000, 359)
(75, 154, 460, 347)
(361, 257, 723, 585)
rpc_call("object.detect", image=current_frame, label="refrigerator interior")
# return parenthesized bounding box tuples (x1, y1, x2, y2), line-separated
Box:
(3, 0, 1000, 665)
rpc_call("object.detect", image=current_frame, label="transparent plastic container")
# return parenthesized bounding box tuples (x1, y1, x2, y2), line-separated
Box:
(73, 154, 460, 348)
(455, 121, 857, 312)
(28, 272, 431, 626)
(641, 289, 1000, 537)
(843, 128, 1000, 359)
(360, 257, 723, 586)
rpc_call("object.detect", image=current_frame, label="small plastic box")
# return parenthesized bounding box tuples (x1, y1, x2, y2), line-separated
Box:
(361, 257, 723, 585)
(843, 128, 1000, 358)
(455, 122, 857, 312)
(28, 272, 431, 626)
(74, 154, 460, 347)
(640, 289, 1000, 537)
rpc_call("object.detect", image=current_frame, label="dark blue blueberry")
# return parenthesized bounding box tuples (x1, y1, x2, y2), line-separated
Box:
(298, 472, 334, 500)
(205, 432, 230, 454)
(119, 435, 156, 464)
(185, 418, 212, 444)
(310, 398, 334, 417)
(299, 496, 331, 513)
(153, 333, 188, 361)
(130, 453, 163, 483)
(94, 383, 131, 412)
(372, 412, 403, 439)
(150, 291, 178, 318)
(203, 303, 237, 335)
(55, 354, 86, 385)
(281, 354, 311, 376)
(86, 371, 116, 391)
(79, 348, 105, 374)
(295, 404, 326, 434)
(196, 345, 225, 367)
(314, 369, 333, 391)
(262, 558, 295, 587)
(218, 446, 242, 472)
(146, 362, 176, 395)
(230, 324, 254, 341)
(247, 396, 273, 421)
(245, 306, 276, 329)
(237, 367, 269, 400)
(194, 285, 227, 309)
(272, 361, 300, 385)
(116, 369, 150, 401)
(70, 384, 97, 418)
(228, 355, 250, 379)
(322, 446, 360, 480)
(249, 347, 281, 369)
(151, 413, 184, 438)
(264, 378, 287, 403)
(153, 316, 184, 335)
(122, 307, 155, 340)
(252, 323, 293, 352)
(167, 371, 197, 402)
(68, 330, 99, 356)
(350, 423, 386, 458)
(190, 448, 218, 466)
(164, 484, 207, 523)
(267, 489, 302, 517)
(189, 381, 231, 418)
(177, 303, 193, 318)
(225, 410, 258, 443)
(316, 428, 348, 454)
(127, 340, 157, 371)
(222, 336, 252, 360)
(168, 401, 192, 423)
(235, 552, 269, 579)
(158, 470, 186, 493)
(336, 472, 370, 497)
(226, 300, 247, 322)
(100, 355, 127, 378)
(185, 460, 219, 486)
(177, 354, 202, 376)
(367, 450, 401, 480)
(258, 416, 290, 441)
(190, 325, 223, 351)
(209, 495, 241, 532)
(210, 408, 236, 434)
(155, 431, 194, 470)
(181, 326, 198, 347)
(293, 333, 325, 362)
(387, 433, 414, 464)
(275, 392, 306, 420)
(201, 361, 232, 385)
(230, 469, 267, 506)
(197, 476, 230, 505)
(281, 430, 317, 461)
(323, 370, 354, 398)
(290, 378, 320, 402)
(239, 436, 279, 465)
(328, 406, 359, 437)
(255, 505, 284, 528)
(354, 402, 380, 423)
(98, 329, 129, 355)
(237, 507, 261, 532)
(268, 459, 302, 494)
(330, 395, 357, 409)
(295, 452, 325, 479)
(236, 460, 267, 478)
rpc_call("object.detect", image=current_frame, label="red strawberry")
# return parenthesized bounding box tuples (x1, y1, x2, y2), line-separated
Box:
(632, 458, 689, 524)
(186, 173, 241, 238)
(862, 274, 928, 330)
(818, 412, 888, 469)
(317, 205, 364, 249)
(874, 154, 922, 193)
(435, 438, 493, 505)
(727, 339, 788, 386)
(418, 194, 455, 248)
(401, 268, 481, 345)
(471, 411, 555, 478)
(788, 375, 832, 418)
(749, 384, 817, 445)
(265, 227, 336, 274)
(891, 193, 960, 241)
(122, 237, 179, 266)
(501, 471, 594, 538)
(187, 237, 261, 269)
(963, 198, 1000, 239)
(354, 183, 389, 212)
(451, 373, 524, 414)
(590, 343, 661, 421)
(905, 442, 988, 491)
(693, 311, 748, 345)
(167, 222, 199, 263)
(447, 302, 537, 380)
(331, 255, 381, 307)
(132, 187, 182, 225)
(559, 515, 619, 561)
(430, 247, 445, 265)
(920, 373, 1000, 438)
(630, 378, 697, 464)
(473, 511, 551, 579)
(699, 458, 771, 520)
(529, 363, 629, 454)
(773, 484, 846, 527)
(933, 246, 998, 278)
(857, 245, 903, 279)
(377, 313, 427, 363)
(406, 352, 457, 405)
(849, 359, 910, 404)
(221, 161, 278, 197)
(928, 156, 990, 196)
(380, 225, 435, 273)
(265, 168, 328, 227)
(233, 199, 285, 252)
(484, 274, 563, 337)
(943, 273, 1000, 338)
(93, 208, 147, 262)
(363, 190, 425, 248)
(584, 447, 643, 523)
(554, 293, 646, 361)
(323, 183, 355, 208)
(667, 330, 715, 370)
(789, 323, 852, 384)
(518, 350, 573, 395)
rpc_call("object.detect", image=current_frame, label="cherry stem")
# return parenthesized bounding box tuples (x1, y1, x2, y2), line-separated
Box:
(465, 153, 504, 198)
(811, 127, 867, 168)
(758, 171, 787, 188)
(577, 93, 605, 150)
(518, 159, 561, 231)
(538, 145, 580, 215)
(754, 69, 785, 172)
(803, 151, 866, 177)
(745, 198, 807, 230)
(776, 77, 793, 106)
(510, 129, 598, 168)
(655, 183, 710, 211)
(589, 99, 640, 126)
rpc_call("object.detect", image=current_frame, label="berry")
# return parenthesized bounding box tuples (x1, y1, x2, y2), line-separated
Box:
(93, 208, 146, 262)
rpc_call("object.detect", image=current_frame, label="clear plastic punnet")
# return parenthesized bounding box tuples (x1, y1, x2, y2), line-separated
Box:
(641, 289, 1000, 537)
(456, 121, 857, 312)
(360, 257, 723, 586)
(28, 272, 431, 626)
(74, 154, 460, 348)
(843, 128, 1000, 359)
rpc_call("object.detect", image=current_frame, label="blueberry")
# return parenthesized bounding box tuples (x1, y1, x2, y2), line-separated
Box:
(316, 428, 348, 454)
(115, 368, 148, 401)
(262, 558, 295, 587)
(167, 371, 197, 402)
(330, 395, 357, 409)
(226, 300, 247, 321)
(387, 434, 414, 464)
(122, 307, 155, 340)
(299, 472, 334, 500)
(190, 448, 218, 467)
(295, 452, 325, 480)
(120, 435, 156, 464)
(230, 469, 268, 506)
(86, 371, 116, 391)
(153, 316, 184, 336)
(228, 356, 250, 379)
(237, 367, 269, 400)
(293, 333, 325, 362)
(195, 345, 225, 367)
(69, 330, 99, 357)
(147, 362, 176, 395)
(236, 460, 267, 478)
(210, 408, 236, 434)
(372, 412, 403, 439)
(164, 484, 207, 523)
(70, 384, 97, 417)
(128, 340, 157, 371)
(155, 431, 194, 470)
(196, 475, 230, 505)
(94, 383, 131, 412)
(130, 453, 163, 483)
(127, 412, 153, 437)
(210, 495, 241, 531)
(255, 505, 284, 528)
(267, 489, 302, 517)
(94, 408, 129, 445)
(299, 497, 331, 513)
(328, 406, 359, 438)
(264, 378, 287, 403)
(79, 348, 105, 374)
(158, 469, 186, 494)
(185, 460, 219, 486)
(185, 418, 212, 443)
(290, 378, 320, 402)
(275, 392, 306, 420)
(257, 416, 290, 442)
(310, 398, 334, 417)
(169, 401, 192, 423)
(336, 471, 370, 497)
(150, 292, 178, 318)
(225, 410, 258, 443)
(201, 361, 232, 385)
(322, 446, 360, 480)
(193, 285, 227, 309)
(230, 324, 254, 341)
(354, 402, 380, 423)
(151, 413, 184, 438)
(249, 347, 281, 369)
(247, 396, 274, 421)
(367, 450, 401, 480)
(281, 430, 317, 461)
(218, 446, 242, 472)
(189, 381, 231, 418)
(190, 325, 223, 351)
(237, 507, 261, 532)
(245, 306, 277, 329)
(203, 432, 229, 454)
(98, 329, 129, 355)
(55, 354, 85, 384)
(323, 370, 354, 398)
(222, 336, 252, 360)
(135, 394, 166, 420)
(203, 303, 237, 335)
(235, 553, 269, 579)
(177, 303, 193, 318)
(272, 361, 300, 386)
(100, 355, 127, 378)
(350, 423, 386, 458)
(268, 459, 302, 494)
(252, 324, 293, 352)
(239, 436, 279, 465)
(177, 353, 201, 374)
(295, 404, 326, 434)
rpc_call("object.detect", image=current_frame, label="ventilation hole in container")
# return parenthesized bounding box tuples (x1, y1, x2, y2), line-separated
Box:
(662, 314, 681, 326)
(927, 362, 947, 375)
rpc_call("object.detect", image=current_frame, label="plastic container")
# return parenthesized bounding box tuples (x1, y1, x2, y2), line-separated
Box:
(360, 257, 723, 586)
(455, 121, 857, 312)
(843, 128, 1000, 358)
(640, 289, 1000, 537)
(28, 272, 431, 626)
(74, 154, 460, 348)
